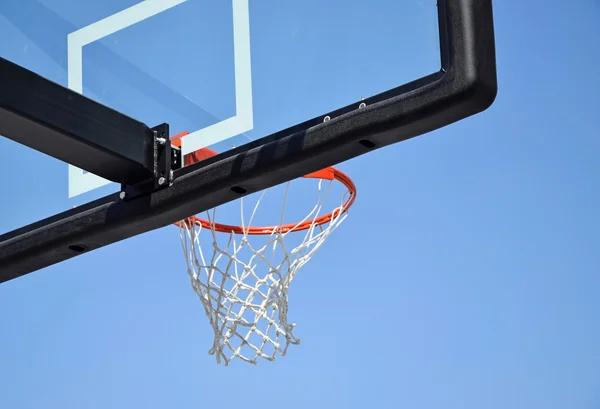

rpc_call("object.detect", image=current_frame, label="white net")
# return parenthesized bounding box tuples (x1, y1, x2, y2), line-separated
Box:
(177, 177, 351, 365)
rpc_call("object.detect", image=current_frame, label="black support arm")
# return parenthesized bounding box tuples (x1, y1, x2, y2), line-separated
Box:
(0, 58, 156, 185)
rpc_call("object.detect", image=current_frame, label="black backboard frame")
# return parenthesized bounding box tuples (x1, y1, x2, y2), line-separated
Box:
(0, 0, 497, 283)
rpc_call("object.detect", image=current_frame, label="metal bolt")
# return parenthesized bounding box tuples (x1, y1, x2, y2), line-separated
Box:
(119, 191, 127, 200)
(158, 177, 166, 186)
(323, 116, 331, 122)
(359, 102, 367, 109)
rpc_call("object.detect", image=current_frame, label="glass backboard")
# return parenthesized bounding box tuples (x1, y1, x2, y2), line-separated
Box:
(0, 0, 440, 199)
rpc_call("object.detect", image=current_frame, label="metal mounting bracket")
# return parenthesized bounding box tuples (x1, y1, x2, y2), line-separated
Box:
(120, 123, 182, 200)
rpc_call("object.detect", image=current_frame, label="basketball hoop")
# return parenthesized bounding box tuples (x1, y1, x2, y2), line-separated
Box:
(172, 134, 356, 365)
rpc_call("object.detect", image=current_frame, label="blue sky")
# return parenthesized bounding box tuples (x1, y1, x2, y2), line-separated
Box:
(0, 0, 599, 408)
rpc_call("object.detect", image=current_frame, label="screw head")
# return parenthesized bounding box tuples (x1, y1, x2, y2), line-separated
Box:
(119, 191, 127, 200)
(158, 177, 166, 186)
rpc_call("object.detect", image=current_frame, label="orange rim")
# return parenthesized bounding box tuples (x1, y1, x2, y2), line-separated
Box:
(171, 133, 356, 235)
